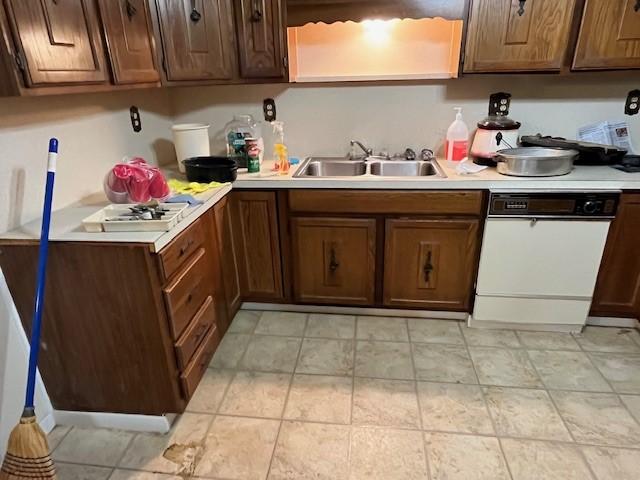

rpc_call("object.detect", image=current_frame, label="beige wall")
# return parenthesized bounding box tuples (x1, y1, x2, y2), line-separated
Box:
(0, 89, 174, 233)
(171, 73, 640, 159)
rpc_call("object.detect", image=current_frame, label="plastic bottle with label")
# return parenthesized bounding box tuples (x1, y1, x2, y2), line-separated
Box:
(445, 107, 469, 164)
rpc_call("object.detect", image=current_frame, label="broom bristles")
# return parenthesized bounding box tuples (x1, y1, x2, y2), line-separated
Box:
(0, 414, 56, 480)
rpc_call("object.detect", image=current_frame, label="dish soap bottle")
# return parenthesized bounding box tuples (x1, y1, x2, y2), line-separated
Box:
(445, 107, 469, 164)
(272, 121, 290, 175)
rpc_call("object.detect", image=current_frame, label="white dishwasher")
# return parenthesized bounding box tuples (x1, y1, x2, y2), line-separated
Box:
(471, 191, 619, 332)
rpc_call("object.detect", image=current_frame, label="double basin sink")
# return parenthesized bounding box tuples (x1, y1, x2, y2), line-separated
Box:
(293, 156, 446, 178)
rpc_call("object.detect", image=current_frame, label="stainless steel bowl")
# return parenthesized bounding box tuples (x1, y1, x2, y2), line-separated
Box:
(494, 147, 578, 177)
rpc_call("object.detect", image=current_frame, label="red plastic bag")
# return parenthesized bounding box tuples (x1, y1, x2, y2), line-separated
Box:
(104, 157, 170, 203)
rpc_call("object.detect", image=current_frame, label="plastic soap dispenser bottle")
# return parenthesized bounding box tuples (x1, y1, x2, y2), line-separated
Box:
(445, 107, 469, 164)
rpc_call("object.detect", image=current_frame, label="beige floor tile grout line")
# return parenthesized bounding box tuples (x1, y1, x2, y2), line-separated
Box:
(405, 316, 433, 480)
(460, 321, 515, 480)
(264, 312, 308, 479)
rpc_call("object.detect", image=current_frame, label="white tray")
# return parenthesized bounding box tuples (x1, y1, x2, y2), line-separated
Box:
(82, 203, 190, 232)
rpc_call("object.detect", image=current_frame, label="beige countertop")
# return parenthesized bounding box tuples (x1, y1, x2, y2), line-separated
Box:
(0, 184, 232, 252)
(3, 158, 639, 249)
(233, 159, 640, 191)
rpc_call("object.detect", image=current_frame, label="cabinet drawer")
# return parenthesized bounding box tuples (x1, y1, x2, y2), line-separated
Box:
(175, 296, 217, 370)
(288, 190, 483, 216)
(180, 324, 221, 399)
(163, 248, 211, 339)
(158, 220, 206, 281)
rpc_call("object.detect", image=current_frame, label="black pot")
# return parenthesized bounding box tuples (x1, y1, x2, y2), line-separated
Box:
(182, 156, 238, 183)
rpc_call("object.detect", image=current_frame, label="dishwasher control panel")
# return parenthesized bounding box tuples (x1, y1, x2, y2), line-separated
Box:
(489, 192, 620, 218)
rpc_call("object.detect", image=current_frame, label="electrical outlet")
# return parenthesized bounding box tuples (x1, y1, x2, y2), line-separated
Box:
(263, 98, 276, 122)
(130, 106, 142, 132)
(489, 92, 511, 117)
(625, 90, 639, 116)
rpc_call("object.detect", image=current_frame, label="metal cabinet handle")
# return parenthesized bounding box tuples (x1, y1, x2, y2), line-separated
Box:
(329, 247, 339, 272)
(190, 0, 202, 22)
(423, 251, 433, 284)
(518, 0, 526, 16)
(251, 0, 263, 22)
(125, 0, 137, 19)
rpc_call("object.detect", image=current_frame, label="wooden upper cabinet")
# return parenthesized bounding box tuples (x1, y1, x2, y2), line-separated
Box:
(97, 0, 159, 84)
(234, 0, 286, 78)
(4, 0, 108, 85)
(464, 0, 578, 72)
(591, 194, 640, 318)
(155, 0, 235, 81)
(230, 191, 284, 301)
(573, 0, 640, 70)
(291, 217, 376, 306)
(384, 219, 480, 311)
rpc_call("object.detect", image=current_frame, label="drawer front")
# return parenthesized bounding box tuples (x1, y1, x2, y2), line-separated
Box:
(180, 324, 221, 399)
(175, 296, 217, 370)
(163, 248, 211, 339)
(158, 219, 206, 281)
(288, 190, 484, 216)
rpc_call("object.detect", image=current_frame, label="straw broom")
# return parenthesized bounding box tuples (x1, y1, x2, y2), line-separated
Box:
(1, 139, 59, 480)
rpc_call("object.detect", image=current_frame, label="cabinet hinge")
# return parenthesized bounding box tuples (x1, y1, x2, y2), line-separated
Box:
(161, 57, 167, 74)
(14, 51, 25, 71)
(460, 51, 465, 64)
(283, 56, 288, 68)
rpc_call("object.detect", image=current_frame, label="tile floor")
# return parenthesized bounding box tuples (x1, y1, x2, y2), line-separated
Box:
(48, 311, 640, 480)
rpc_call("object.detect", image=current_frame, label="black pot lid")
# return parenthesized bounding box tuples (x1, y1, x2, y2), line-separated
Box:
(477, 115, 521, 130)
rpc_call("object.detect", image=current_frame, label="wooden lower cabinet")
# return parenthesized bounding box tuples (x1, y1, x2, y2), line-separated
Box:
(291, 217, 376, 305)
(230, 191, 284, 301)
(384, 219, 480, 311)
(0, 213, 224, 415)
(591, 194, 640, 318)
(214, 196, 242, 320)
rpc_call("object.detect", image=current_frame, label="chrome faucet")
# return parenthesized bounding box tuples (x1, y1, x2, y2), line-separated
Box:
(350, 140, 373, 158)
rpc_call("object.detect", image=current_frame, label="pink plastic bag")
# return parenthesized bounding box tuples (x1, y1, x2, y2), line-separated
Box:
(104, 157, 170, 204)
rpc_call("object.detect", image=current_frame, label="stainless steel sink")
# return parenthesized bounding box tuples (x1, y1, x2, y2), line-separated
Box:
(293, 156, 446, 178)
(294, 157, 366, 177)
(369, 160, 443, 177)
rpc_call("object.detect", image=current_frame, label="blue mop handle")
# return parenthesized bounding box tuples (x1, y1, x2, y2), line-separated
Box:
(25, 138, 58, 410)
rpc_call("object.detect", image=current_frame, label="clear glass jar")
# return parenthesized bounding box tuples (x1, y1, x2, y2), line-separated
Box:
(224, 115, 263, 168)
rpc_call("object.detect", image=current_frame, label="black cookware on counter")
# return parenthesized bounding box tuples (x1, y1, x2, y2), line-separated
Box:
(182, 156, 238, 183)
(520, 134, 627, 165)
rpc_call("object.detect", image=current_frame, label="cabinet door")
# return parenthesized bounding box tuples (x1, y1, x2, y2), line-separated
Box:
(234, 0, 286, 78)
(291, 217, 376, 305)
(97, 0, 160, 84)
(573, 0, 640, 70)
(5, 0, 108, 85)
(155, 0, 235, 81)
(214, 196, 242, 322)
(464, 0, 578, 72)
(230, 191, 284, 300)
(384, 219, 479, 310)
(591, 195, 640, 318)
